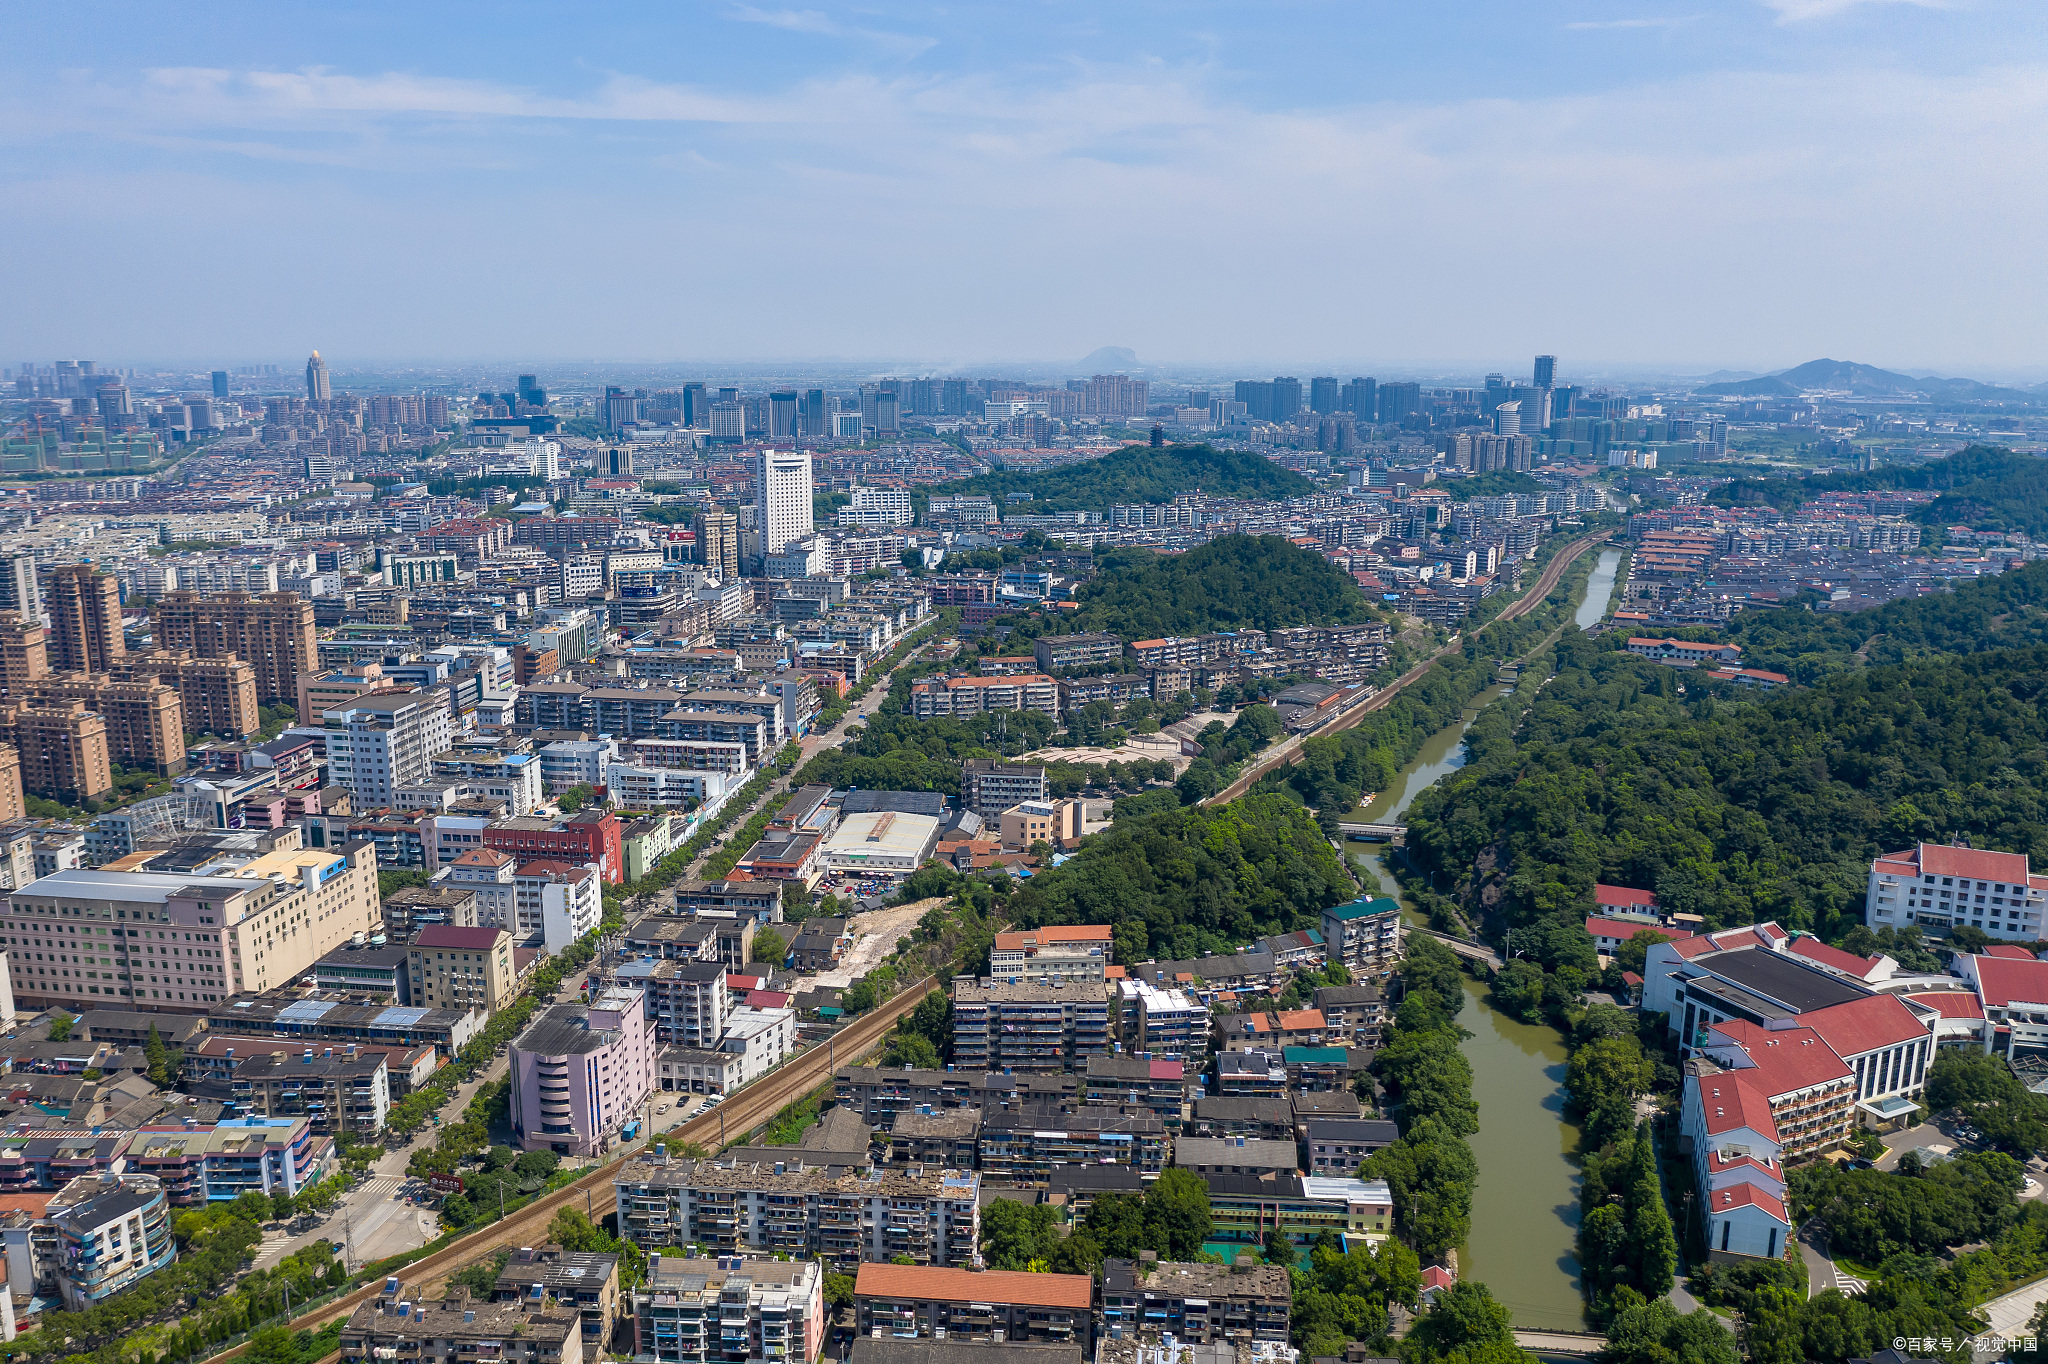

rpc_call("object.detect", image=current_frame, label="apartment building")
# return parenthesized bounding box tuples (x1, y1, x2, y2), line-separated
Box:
(219, 1047, 391, 1136)
(960, 760, 1048, 821)
(1098, 1258, 1292, 1344)
(509, 987, 653, 1155)
(1321, 897, 1403, 976)
(341, 1284, 584, 1364)
(1113, 980, 1207, 1061)
(978, 1106, 1169, 1179)
(1033, 633, 1125, 672)
(629, 1254, 823, 1364)
(5, 842, 379, 1012)
(407, 925, 515, 1017)
(0, 699, 112, 804)
(46, 1172, 176, 1310)
(490, 1244, 620, 1357)
(127, 650, 261, 739)
(27, 675, 185, 777)
(513, 860, 603, 951)
(324, 692, 453, 808)
(207, 993, 480, 1057)
(1312, 984, 1386, 1046)
(854, 1263, 1091, 1347)
(910, 675, 1058, 719)
(151, 591, 319, 704)
(1303, 1118, 1399, 1176)
(124, 1115, 328, 1203)
(608, 959, 728, 1049)
(482, 810, 624, 885)
(442, 848, 517, 927)
(43, 565, 125, 676)
(1082, 1056, 1187, 1128)
(612, 1157, 981, 1265)
(951, 977, 1112, 1073)
(988, 925, 1112, 983)
(1864, 840, 2048, 942)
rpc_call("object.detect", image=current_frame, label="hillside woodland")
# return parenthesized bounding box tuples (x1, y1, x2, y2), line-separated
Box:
(1710, 444, 2048, 538)
(922, 442, 1316, 513)
(1069, 534, 1382, 639)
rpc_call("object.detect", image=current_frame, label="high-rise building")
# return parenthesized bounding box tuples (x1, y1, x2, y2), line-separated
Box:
(517, 374, 546, 407)
(0, 745, 21, 822)
(604, 387, 638, 431)
(325, 691, 453, 807)
(1341, 378, 1377, 422)
(305, 352, 331, 402)
(0, 557, 40, 629)
(1085, 374, 1149, 418)
(1270, 377, 1304, 422)
(799, 389, 827, 438)
(1234, 380, 1274, 421)
(941, 378, 972, 416)
(1377, 382, 1422, 424)
(1509, 384, 1551, 433)
(1493, 402, 1521, 437)
(29, 675, 184, 776)
(607, 446, 634, 477)
(1309, 377, 1341, 414)
(873, 393, 900, 433)
(1534, 355, 1557, 387)
(211, 371, 229, 400)
(127, 650, 260, 738)
(754, 450, 815, 558)
(694, 510, 740, 581)
(709, 402, 745, 440)
(149, 591, 317, 704)
(0, 613, 47, 694)
(769, 391, 799, 440)
(681, 382, 707, 428)
(43, 565, 125, 675)
(0, 699, 111, 803)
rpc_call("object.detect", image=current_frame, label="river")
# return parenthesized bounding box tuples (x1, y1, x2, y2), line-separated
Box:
(1352, 546, 1623, 1330)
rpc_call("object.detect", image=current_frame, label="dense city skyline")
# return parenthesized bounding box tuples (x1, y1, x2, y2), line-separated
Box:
(7, 2, 2047, 369)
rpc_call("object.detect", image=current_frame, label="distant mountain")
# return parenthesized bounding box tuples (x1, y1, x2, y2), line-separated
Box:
(1694, 369, 1764, 383)
(1075, 346, 1140, 372)
(1696, 375, 1800, 397)
(1692, 359, 2036, 403)
(921, 441, 1316, 514)
(1770, 358, 1923, 394)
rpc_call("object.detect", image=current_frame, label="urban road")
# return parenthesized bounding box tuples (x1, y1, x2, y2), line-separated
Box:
(1204, 532, 1609, 807)
(200, 975, 942, 1364)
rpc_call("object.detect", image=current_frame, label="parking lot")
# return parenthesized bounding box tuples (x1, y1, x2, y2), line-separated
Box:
(1873, 1116, 2048, 1199)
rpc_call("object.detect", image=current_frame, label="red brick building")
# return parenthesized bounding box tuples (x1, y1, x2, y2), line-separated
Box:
(482, 809, 625, 883)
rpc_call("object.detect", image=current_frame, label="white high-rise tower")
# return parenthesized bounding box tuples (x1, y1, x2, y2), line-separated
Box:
(305, 351, 331, 402)
(754, 448, 815, 557)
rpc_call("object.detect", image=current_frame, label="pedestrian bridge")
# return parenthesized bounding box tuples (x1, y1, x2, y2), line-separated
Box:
(1339, 821, 1406, 843)
(1512, 1330, 1607, 1355)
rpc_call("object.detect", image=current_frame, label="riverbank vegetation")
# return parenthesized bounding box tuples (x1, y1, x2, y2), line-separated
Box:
(1363, 936, 1479, 1259)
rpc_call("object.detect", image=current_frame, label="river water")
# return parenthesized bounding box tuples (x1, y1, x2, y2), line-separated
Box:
(1351, 547, 1623, 1331)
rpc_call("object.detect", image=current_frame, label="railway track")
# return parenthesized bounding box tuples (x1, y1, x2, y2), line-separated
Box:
(1205, 533, 1607, 806)
(197, 974, 940, 1364)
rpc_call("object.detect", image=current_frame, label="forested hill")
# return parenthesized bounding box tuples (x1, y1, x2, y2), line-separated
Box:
(1006, 792, 1354, 964)
(1403, 634, 2048, 955)
(1721, 558, 2048, 681)
(922, 442, 1315, 513)
(1711, 444, 2048, 537)
(1070, 534, 1380, 638)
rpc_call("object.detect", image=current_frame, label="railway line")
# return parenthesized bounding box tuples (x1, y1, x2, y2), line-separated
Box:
(1206, 532, 1607, 805)
(196, 975, 940, 1364)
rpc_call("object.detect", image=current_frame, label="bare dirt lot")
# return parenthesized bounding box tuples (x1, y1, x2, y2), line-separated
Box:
(807, 899, 944, 989)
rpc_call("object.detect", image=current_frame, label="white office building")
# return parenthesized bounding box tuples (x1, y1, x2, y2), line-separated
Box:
(324, 692, 453, 807)
(754, 449, 815, 558)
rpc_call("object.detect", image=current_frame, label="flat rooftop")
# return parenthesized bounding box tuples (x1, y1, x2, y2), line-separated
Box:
(1697, 947, 1869, 1014)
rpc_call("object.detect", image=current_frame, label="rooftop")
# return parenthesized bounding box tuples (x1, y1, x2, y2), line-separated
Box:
(853, 1262, 1091, 1309)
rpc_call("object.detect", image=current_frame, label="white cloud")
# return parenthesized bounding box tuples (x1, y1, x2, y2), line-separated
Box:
(6, 52, 2048, 367)
(1759, 0, 1952, 22)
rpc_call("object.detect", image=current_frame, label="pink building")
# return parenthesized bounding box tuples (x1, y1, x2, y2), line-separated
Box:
(509, 985, 653, 1156)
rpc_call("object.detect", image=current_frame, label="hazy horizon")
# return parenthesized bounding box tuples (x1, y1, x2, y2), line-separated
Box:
(8, 0, 2047, 373)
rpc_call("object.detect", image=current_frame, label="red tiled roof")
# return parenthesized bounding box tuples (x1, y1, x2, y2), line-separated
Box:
(1787, 936, 1881, 978)
(1706, 1149, 1780, 1178)
(412, 925, 508, 950)
(1148, 1060, 1182, 1081)
(745, 990, 791, 1009)
(1595, 884, 1659, 910)
(1275, 1009, 1326, 1030)
(1704, 1021, 1853, 1097)
(1985, 944, 2039, 960)
(1695, 1072, 1778, 1142)
(1969, 954, 2048, 1009)
(1904, 991, 1985, 1021)
(1800, 995, 1928, 1059)
(1713, 1182, 1788, 1223)
(994, 925, 1112, 950)
(1586, 916, 1690, 942)
(853, 1262, 1093, 1309)
(1420, 1265, 1455, 1289)
(1892, 843, 2032, 885)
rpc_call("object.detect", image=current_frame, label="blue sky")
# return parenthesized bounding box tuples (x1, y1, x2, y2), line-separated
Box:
(5, 0, 2046, 375)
